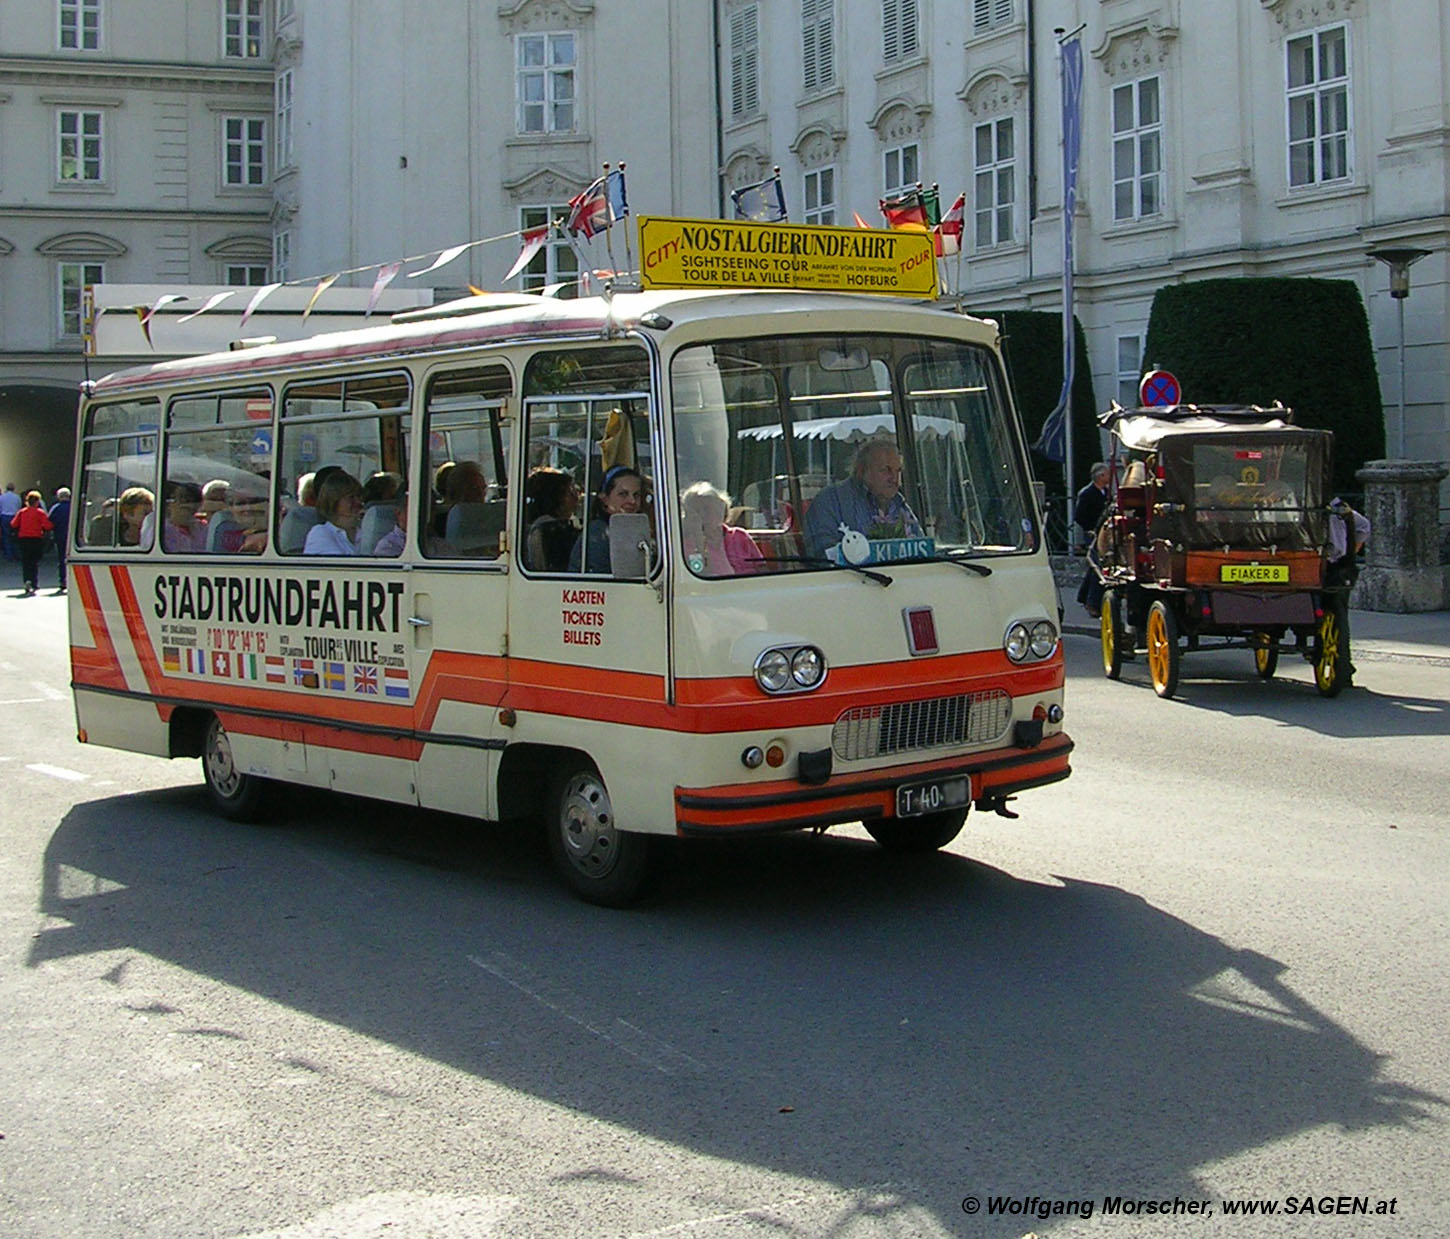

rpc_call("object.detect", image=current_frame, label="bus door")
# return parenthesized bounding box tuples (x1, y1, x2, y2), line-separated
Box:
(275, 371, 417, 804)
(409, 366, 513, 819)
(508, 346, 667, 802)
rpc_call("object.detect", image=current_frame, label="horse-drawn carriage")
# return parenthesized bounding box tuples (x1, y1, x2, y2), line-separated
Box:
(1093, 402, 1357, 699)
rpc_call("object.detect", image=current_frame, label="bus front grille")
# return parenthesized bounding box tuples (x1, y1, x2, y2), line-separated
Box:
(831, 690, 1013, 761)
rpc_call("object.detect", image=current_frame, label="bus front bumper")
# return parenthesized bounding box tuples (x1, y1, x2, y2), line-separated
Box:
(673, 732, 1072, 836)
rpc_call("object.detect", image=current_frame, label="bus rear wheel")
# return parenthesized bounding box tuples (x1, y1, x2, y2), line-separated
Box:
(202, 714, 270, 821)
(865, 807, 968, 854)
(547, 759, 651, 907)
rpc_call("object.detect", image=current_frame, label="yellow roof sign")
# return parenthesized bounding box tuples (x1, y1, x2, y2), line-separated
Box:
(638, 216, 939, 300)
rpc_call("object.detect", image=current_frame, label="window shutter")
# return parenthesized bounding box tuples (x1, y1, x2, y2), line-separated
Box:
(994, 0, 1013, 25)
(730, 6, 759, 116)
(883, 0, 899, 61)
(901, 0, 918, 57)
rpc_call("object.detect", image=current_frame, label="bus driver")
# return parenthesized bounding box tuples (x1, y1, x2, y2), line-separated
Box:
(804, 439, 922, 557)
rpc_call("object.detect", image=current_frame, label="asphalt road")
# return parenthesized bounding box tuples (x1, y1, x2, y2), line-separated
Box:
(2, 582, 1448, 1238)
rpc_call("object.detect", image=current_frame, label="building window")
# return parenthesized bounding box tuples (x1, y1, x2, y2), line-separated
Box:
(883, 142, 918, 195)
(972, 0, 1013, 33)
(973, 117, 1014, 247)
(729, 6, 759, 117)
(517, 33, 576, 134)
(802, 0, 834, 93)
(223, 116, 267, 187)
(803, 167, 834, 225)
(1112, 76, 1162, 221)
(517, 206, 579, 293)
(59, 0, 101, 50)
(1287, 24, 1350, 187)
(58, 110, 103, 182)
(1117, 335, 1143, 407)
(274, 69, 294, 169)
(883, 0, 919, 63)
(59, 262, 103, 337)
(226, 264, 270, 286)
(273, 231, 290, 283)
(224, 0, 264, 58)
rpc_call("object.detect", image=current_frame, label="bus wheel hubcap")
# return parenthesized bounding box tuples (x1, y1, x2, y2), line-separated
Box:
(206, 721, 242, 798)
(559, 773, 618, 878)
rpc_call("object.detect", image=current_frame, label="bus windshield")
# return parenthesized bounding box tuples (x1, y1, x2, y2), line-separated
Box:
(670, 333, 1035, 577)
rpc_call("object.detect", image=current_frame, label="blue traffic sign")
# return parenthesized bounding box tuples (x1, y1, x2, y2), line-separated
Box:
(1139, 368, 1181, 407)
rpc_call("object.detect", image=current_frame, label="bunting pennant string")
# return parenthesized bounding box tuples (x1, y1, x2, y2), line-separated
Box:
(240, 281, 282, 328)
(365, 262, 401, 316)
(505, 227, 550, 282)
(406, 242, 474, 278)
(177, 289, 236, 323)
(303, 272, 340, 320)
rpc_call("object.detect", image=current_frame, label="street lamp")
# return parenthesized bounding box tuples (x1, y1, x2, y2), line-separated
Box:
(1369, 246, 1430, 458)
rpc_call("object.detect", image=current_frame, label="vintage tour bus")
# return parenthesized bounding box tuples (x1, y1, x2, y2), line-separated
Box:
(68, 225, 1071, 904)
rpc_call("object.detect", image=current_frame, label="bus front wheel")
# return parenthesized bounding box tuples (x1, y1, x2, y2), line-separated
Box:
(547, 759, 651, 907)
(202, 714, 270, 821)
(865, 807, 968, 854)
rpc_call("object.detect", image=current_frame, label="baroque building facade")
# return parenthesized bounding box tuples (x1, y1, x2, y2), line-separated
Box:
(717, 0, 1449, 497)
(0, 0, 273, 488)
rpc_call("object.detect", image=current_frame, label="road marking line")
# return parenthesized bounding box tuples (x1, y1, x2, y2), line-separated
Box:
(26, 763, 89, 782)
(0, 697, 47, 706)
(33, 682, 66, 701)
(468, 951, 708, 1076)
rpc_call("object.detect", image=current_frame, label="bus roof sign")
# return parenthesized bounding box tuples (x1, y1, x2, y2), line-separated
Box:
(638, 216, 939, 300)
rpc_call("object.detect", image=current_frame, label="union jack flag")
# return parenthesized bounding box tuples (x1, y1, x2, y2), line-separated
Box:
(353, 664, 378, 695)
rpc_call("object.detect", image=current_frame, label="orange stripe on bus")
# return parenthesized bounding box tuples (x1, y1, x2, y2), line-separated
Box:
(69, 565, 129, 691)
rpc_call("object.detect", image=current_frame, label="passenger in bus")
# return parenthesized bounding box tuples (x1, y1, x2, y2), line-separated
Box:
(568, 465, 644, 574)
(803, 439, 922, 556)
(209, 482, 269, 554)
(85, 497, 118, 546)
(679, 482, 759, 576)
(279, 470, 321, 553)
(523, 467, 580, 572)
(118, 486, 155, 549)
(303, 470, 365, 555)
(357, 471, 403, 554)
(161, 480, 207, 552)
(371, 490, 408, 557)
(199, 478, 231, 524)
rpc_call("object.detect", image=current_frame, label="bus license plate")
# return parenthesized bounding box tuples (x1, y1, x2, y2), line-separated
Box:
(1221, 562, 1289, 584)
(896, 776, 970, 818)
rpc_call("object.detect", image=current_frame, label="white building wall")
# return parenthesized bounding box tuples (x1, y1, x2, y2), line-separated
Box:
(278, 0, 718, 297)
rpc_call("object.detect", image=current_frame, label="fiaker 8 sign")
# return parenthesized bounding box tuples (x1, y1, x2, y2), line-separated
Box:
(638, 216, 939, 299)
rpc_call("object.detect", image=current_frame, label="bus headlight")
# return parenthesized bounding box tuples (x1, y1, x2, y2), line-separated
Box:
(1005, 622, 1031, 662)
(1005, 619, 1059, 663)
(755, 649, 792, 693)
(1030, 620, 1058, 659)
(754, 645, 828, 694)
(791, 645, 825, 688)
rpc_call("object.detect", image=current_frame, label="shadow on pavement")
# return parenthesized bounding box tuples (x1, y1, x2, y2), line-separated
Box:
(30, 789, 1445, 1233)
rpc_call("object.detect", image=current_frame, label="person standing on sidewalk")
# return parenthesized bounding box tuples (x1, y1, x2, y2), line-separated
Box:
(1073, 463, 1112, 617)
(0, 483, 21, 562)
(47, 486, 72, 591)
(10, 490, 54, 596)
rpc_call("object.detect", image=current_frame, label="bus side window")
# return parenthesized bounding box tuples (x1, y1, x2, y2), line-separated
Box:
(75, 397, 162, 551)
(421, 365, 512, 560)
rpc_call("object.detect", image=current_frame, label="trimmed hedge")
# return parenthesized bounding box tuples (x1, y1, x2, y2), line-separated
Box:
(1142, 278, 1384, 493)
(970, 308, 1099, 497)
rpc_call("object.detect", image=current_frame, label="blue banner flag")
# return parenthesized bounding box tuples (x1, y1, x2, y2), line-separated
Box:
(731, 172, 787, 222)
(1033, 33, 1084, 465)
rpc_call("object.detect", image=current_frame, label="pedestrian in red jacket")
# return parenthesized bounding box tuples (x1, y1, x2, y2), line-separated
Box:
(10, 490, 53, 597)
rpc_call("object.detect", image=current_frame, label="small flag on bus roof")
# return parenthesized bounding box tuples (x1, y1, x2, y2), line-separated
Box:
(731, 170, 787, 223)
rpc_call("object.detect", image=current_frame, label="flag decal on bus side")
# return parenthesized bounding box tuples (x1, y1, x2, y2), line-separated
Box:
(384, 667, 410, 700)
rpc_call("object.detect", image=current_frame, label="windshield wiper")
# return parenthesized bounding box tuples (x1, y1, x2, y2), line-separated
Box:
(760, 554, 894, 586)
(878, 550, 994, 577)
